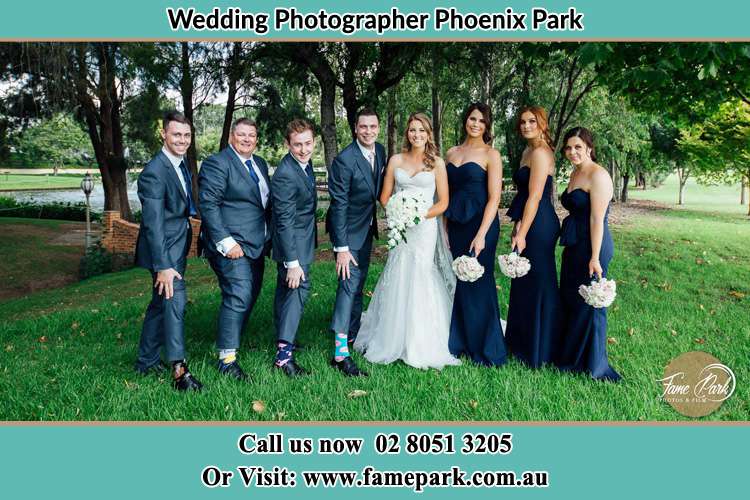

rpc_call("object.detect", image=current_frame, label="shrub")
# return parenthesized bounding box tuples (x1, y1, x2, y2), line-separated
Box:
(78, 242, 112, 279)
(0, 196, 101, 222)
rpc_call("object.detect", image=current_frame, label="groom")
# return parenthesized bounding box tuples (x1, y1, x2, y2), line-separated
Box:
(325, 108, 386, 376)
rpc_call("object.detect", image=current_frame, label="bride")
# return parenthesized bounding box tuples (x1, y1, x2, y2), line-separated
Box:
(354, 113, 460, 370)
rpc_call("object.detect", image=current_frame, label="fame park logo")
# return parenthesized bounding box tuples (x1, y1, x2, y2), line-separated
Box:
(657, 351, 736, 417)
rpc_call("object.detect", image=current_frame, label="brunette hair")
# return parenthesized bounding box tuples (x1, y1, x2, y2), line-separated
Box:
(285, 118, 315, 142)
(356, 108, 380, 124)
(231, 117, 258, 134)
(517, 106, 553, 147)
(562, 127, 598, 162)
(460, 102, 493, 144)
(402, 113, 438, 171)
(162, 111, 191, 130)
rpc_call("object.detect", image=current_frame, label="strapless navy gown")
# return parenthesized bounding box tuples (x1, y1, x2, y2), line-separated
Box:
(445, 162, 507, 366)
(557, 189, 620, 381)
(504, 166, 562, 367)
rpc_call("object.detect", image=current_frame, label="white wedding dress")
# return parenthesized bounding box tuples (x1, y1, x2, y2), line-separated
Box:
(354, 168, 461, 370)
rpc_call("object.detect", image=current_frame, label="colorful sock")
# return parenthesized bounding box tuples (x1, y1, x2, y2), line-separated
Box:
(334, 332, 349, 362)
(219, 349, 237, 365)
(275, 342, 294, 367)
(172, 360, 186, 379)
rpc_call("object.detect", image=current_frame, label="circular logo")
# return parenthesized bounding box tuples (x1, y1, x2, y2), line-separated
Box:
(658, 351, 736, 417)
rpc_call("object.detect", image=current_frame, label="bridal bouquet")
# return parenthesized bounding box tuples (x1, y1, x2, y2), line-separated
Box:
(579, 277, 617, 308)
(452, 255, 484, 282)
(385, 191, 430, 249)
(498, 252, 531, 278)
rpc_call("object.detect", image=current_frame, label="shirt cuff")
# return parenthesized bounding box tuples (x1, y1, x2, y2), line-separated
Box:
(284, 260, 300, 269)
(216, 236, 238, 256)
(333, 246, 349, 253)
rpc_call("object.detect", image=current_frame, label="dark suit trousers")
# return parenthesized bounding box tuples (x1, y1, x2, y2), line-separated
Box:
(136, 258, 187, 367)
(329, 235, 372, 337)
(274, 262, 311, 344)
(209, 254, 265, 350)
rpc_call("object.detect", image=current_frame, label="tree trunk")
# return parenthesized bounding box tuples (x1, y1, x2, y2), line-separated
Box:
(179, 42, 200, 217)
(387, 89, 398, 159)
(677, 168, 688, 205)
(220, 42, 242, 151)
(741, 175, 747, 205)
(621, 173, 630, 203)
(611, 160, 620, 202)
(319, 79, 338, 167)
(431, 46, 442, 155)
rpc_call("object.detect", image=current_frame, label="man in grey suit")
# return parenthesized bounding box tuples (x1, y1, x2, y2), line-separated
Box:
(199, 118, 272, 381)
(325, 109, 386, 376)
(134, 111, 202, 391)
(270, 119, 318, 377)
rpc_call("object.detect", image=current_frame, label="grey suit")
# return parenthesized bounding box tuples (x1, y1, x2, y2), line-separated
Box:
(134, 151, 192, 368)
(325, 141, 386, 337)
(271, 152, 318, 343)
(199, 146, 272, 350)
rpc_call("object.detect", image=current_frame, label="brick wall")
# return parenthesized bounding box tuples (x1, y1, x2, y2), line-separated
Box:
(101, 210, 201, 257)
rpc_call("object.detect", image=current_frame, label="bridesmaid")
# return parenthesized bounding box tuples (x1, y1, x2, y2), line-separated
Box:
(504, 106, 562, 367)
(557, 127, 620, 381)
(444, 102, 507, 366)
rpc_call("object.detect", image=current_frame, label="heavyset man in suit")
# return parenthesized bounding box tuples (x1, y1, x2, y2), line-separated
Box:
(270, 119, 319, 377)
(199, 118, 272, 381)
(134, 111, 202, 391)
(326, 109, 386, 376)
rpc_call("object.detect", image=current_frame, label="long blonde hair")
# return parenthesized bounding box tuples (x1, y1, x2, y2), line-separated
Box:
(402, 112, 438, 171)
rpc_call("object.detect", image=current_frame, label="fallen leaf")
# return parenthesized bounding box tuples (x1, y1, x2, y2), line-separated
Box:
(607, 337, 618, 345)
(468, 400, 479, 410)
(38, 336, 48, 343)
(365, 291, 373, 297)
(670, 329, 678, 336)
(699, 304, 705, 311)
(694, 338, 706, 345)
(628, 328, 635, 336)
(728, 291, 745, 299)
(71, 322, 79, 330)
(695, 257, 705, 265)
(252, 400, 266, 413)
(347, 390, 368, 399)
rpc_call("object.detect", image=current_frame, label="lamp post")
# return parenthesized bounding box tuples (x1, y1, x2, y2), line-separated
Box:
(80, 173, 94, 248)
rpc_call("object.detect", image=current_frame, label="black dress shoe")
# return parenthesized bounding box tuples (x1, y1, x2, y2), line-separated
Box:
(330, 357, 368, 377)
(217, 359, 249, 381)
(274, 359, 309, 377)
(172, 363, 203, 392)
(135, 360, 168, 376)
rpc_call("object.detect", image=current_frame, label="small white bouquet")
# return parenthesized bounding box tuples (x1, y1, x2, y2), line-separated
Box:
(578, 277, 617, 308)
(452, 255, 485, 282)
(385, 191, 430, 249)
(498, 252, 531, 278)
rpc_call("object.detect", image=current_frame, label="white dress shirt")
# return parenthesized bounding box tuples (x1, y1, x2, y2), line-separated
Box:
(215, 146, 270, 257)
(161, 146, 189, 197)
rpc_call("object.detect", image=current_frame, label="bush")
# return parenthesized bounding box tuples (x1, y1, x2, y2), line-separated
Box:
(78, 242, 112, 279)
(0, 196, 101, 222)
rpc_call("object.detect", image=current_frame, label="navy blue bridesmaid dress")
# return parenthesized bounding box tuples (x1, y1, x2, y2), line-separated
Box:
(504, 166, 562, 367)
(557, 188, 621, 381)
(445, 162, 507, 366)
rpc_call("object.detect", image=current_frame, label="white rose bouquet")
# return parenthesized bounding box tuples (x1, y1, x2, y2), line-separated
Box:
(385, 191, 430, 249)
(452, 255, 484, 282)
(578, 277, 617, 308)
(498, 251, 531, 278)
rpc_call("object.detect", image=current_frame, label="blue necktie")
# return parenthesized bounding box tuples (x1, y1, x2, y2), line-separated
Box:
(245, 159, 260, 184)
(178, 160, 196, 216)
(305, 163, 315, 188)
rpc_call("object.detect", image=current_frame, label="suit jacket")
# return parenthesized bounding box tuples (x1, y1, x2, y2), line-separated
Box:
(135, 151, 192, 272)
(325, 141, 386, 251)
(271, 153, 318, 266)
(198, 147, 272, 260)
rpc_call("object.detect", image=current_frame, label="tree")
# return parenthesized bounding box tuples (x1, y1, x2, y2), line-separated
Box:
(14, 113, 93, 168)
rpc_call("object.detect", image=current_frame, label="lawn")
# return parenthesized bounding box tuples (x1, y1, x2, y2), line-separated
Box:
(629, 174, 748, 215)
(0, 173, 87, 191)
(0, 203, 747, 422)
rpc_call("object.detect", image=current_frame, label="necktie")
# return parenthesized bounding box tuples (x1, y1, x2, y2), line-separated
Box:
(178, 160, 196, 216)
(245, 159, 260, 184)
(367, 151, 375, 171)
(305, 163, 315, 188)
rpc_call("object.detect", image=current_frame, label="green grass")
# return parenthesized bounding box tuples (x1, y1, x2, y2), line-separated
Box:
(0, 173, 87, 190)
(0, 207, 748, 421)
(629, 174, 748, 214)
